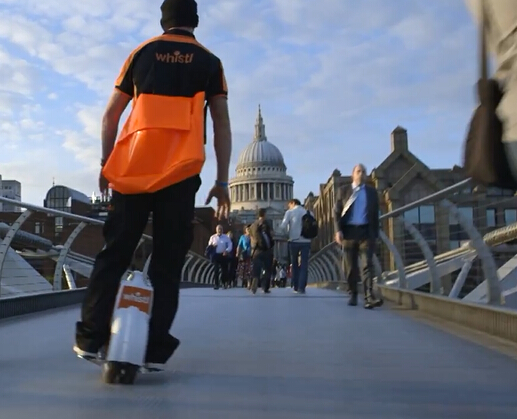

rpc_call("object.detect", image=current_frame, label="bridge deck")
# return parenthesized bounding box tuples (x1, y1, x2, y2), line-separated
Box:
(1, 287, 516, 419)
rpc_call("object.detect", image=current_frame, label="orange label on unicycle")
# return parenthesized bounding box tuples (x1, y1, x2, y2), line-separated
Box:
(118, 285, 152, 314)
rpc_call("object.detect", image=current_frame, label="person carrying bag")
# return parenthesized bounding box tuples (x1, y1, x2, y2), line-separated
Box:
(463, 0, 517, 191)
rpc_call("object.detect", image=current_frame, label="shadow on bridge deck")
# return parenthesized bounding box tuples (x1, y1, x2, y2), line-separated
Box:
(1, 287, 516, 418)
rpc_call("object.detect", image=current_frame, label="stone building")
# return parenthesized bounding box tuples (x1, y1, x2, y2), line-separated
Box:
(304, 126, 517, 293)
(228, 106, 294, 263)
(0, 175, 22, 212)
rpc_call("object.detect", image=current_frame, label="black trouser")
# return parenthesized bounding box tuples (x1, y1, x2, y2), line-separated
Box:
(229, 257, 238, 286)
(252, 250, 274, 291)
(212, 254, 229, 288)
(342, 225, 375, 298)
(76, 175, 201, 359)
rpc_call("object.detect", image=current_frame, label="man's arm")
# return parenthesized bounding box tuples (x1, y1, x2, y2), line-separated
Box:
(209, 97, 231, 184)
(225, 235, 233, 253)
(249, 222, 259, 243)
(333, 187, 344, 233)
(207, 59, 231, 184)
(279, 210, 291, 232)
(101, 51, 136, 164)
(101, 89, 132, 163)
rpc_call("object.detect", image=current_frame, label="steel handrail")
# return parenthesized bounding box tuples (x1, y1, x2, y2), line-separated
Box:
(0, 196, 153, 241)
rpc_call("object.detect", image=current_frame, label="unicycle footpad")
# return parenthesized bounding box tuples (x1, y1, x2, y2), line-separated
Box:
(77, 354, 162, 380)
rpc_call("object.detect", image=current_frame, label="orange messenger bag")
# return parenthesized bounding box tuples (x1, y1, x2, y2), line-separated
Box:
(102, 91, 206, 194)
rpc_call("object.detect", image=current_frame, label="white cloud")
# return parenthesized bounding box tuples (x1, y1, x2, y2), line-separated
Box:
(0, 0, 480, 208)
(0, 45, 37, 96)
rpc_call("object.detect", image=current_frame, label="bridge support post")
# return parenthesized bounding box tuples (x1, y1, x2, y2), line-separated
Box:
(199, 261, 213, 284)
(308, 262, 318, 283)
(205, 265, 215, 284)
(379, 230, 407, 288)
(401, 217, 441, 294)
(180, 254, 193, 282)
(325, 247, 344, 281)
(0, 210, 32, 296)
(318, 253, 335, 282)
(53, 222, 87, 291)
(308, 265, 315, 283)
(188, 258, 201, 283)
(62, 264, 77, 289)
(313, 259, 326, 283)
(338, 244, 346, 283)
(441, 200, 502, 305)
(449, 259, 474, 299)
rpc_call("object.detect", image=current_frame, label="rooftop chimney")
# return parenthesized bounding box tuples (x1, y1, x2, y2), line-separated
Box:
(391, 126, 408, 152)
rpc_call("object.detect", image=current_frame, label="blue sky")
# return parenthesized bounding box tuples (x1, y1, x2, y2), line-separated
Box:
(0, 0, 478, 207)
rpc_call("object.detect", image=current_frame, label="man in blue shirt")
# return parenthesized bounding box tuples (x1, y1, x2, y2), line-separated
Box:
(333, 164, 383, 309)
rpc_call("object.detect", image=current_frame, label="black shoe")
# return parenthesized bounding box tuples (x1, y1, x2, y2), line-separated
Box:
(348, 294, 358, 306)
(364, 297, 383, 309)
(75, 321, 107, 354)
(145, 335, 180, 370)
(364, 289, 383, 309)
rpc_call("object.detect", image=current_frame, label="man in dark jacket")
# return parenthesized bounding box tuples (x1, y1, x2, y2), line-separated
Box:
(333, 164, 383, 309)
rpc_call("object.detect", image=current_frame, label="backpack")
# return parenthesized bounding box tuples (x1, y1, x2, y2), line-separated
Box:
(301, 210, 318, 239)
(462, 0, 517, 191)
(256, 221, 275, 251)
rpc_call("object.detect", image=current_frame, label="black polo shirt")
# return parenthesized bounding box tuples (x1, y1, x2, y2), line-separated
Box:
(114, 29, 228, 101)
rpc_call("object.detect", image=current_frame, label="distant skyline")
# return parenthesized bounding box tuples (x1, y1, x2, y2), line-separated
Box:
(0, 0, 479, 207)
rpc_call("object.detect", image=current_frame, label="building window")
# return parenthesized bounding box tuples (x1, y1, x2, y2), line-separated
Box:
(35, 222, 43, 234)
(419, 205, 435, 223)
(403, 206, 435, 235)
(505, 209, 517, 225)
(449, 206, 473, 225)
(403, 206, 436, 259)
(449, 206, 473, 245)
(487, 187, 515, 196)
(486, 208, 496, 227)
(55, 216, 63, 232)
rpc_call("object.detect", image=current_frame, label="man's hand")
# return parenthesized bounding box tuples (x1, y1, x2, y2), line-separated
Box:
(334, 231, 343, 245)
(99, 169, 109, 195)
(205, 184, 231, 220)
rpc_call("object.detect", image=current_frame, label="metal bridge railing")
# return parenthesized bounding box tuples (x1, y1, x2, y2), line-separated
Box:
(308, 178, 517, 307)
(0, 196, 215, 298)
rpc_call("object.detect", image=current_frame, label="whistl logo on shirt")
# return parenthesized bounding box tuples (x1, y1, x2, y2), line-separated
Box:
(155, 51, 194, 63)
(117, 285, 152, 314)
